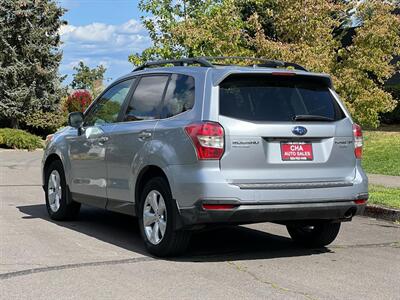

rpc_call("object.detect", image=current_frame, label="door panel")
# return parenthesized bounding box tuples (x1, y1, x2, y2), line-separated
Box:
(106, 75, 168, 207)
(106, 121, 158, 203)
(68, 124, 114, 207)
(67, 78, 135, 207)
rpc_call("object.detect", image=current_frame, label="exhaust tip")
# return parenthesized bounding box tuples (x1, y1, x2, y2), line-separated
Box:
(344, 207, 357, 219)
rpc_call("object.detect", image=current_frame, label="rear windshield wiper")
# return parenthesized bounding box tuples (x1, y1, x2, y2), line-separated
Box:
(293, 115, 334, 122)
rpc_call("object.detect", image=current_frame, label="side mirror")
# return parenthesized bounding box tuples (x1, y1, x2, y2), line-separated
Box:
(68, 112, 84, 130)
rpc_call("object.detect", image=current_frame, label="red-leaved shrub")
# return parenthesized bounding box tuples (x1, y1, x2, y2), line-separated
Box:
(65, 90, 93, 113)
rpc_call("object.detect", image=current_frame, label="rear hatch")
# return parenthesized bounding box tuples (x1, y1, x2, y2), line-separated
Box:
(218, 73, 356, 185)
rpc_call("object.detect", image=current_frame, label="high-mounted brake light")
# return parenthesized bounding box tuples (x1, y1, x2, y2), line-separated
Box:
(185, 122, 224, 160)
(353, 123, 363, 159)
(271, 72, 296, 76)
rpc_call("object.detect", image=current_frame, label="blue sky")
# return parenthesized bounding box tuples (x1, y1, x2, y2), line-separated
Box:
(58, 0, 151, 85)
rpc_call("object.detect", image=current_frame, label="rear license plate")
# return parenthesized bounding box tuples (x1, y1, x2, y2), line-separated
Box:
(281, 142, 313, 161)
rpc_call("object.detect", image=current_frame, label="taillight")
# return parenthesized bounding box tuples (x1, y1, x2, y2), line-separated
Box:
(185, 121, 224, 160)
(353, 123, 363, 159)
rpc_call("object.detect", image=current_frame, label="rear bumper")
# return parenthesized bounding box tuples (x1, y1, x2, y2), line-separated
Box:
(166, 162, 368, 228)
(167, 162, 369, 208)
(178, 199, 366, 228)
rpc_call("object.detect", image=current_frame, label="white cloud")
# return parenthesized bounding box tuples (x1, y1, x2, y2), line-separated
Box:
(61, 23, 114, 42)
(60, 19, 148, 45)
(118, 19, 143, 34)
(59, 19, 151, 84)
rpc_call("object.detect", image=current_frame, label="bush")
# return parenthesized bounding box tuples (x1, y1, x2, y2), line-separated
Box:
(381, 84, 400, 124)
(23, 110, 67, 137)
(381, 99, 400, 124)
(65, 90, 93, 113)
(0, 128, 43, 151)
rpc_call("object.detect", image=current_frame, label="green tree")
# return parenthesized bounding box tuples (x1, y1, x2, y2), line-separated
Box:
(333, 1, 400, 127)
(133, 0, 400, 128)
(0, 0, 66, 129)
(129, 0, 250, 65)
(71, 61, 106, 98)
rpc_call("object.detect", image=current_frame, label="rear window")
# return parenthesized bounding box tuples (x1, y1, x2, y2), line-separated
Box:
(219, 75, 345, 122)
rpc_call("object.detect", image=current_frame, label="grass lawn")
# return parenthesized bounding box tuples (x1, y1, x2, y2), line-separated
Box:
(362, 126, 400, 176)
(368, 185, 400, 209)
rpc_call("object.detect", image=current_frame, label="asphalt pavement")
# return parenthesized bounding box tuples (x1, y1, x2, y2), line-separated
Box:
(0, 149, 399, 300)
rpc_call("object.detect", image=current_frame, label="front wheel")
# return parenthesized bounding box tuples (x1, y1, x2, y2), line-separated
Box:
(286, 222, 341, 248)
(44, 160, 80, 220)
(138, 177, 191, 257)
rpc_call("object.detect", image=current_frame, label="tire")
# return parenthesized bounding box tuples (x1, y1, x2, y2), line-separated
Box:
(286, 222, 341, 248)
(138, 177, 191, 257)
(44, 160, 80, 220)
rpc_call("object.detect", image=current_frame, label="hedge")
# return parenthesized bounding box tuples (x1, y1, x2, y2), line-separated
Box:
(0, 128, 43, 151)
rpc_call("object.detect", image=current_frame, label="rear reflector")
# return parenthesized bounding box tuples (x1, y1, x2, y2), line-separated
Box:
(353, 123, 363, 159)
(202, 204, 237, 210)
(354, 199, 367, 205)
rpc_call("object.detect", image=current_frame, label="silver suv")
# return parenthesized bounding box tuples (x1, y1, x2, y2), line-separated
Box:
(42, 57, 368, 256)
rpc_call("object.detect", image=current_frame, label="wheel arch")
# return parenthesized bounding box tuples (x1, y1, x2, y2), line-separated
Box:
(44, 153, 62, 170)
(135, 165, 171, 214)
(43, 153, 63, 185)
(43, 152, 75, 205)
(134, 165, 184, 231)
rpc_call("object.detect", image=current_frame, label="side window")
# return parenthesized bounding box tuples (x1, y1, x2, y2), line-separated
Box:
(85, 79, 134, 126)
(124, 76, 169, 122)
(162, 74, 195, 118)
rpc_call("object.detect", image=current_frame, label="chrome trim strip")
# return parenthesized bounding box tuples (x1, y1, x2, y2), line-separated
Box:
(235, 181, 354, 190)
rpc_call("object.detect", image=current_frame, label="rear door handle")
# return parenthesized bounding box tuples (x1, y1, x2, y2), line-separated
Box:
(138, 131, 152, 139)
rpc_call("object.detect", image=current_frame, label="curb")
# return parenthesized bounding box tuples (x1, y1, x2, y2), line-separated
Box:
(363, 205, 400, 222)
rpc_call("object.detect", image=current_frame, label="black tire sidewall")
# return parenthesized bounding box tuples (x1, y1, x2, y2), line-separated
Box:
(138, 177, 177, 256)
(287, 222, 341, 247)
(44, 160, 69, 220)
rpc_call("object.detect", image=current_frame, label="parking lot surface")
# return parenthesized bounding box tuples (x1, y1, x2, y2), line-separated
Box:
(1, 150, 399, 299)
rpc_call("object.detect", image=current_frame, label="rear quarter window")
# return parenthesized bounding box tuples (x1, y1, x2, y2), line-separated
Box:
(219, 75, 345, 122)
(161, 74, 195, 118)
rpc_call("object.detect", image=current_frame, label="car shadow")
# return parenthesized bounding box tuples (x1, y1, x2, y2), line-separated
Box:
(17, 204, 333, 262)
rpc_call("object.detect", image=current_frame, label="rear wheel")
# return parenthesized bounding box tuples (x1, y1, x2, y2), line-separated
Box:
(44, 160, 80, 220)
(286, 222, 341, 248)
(138, 177, 190, 257)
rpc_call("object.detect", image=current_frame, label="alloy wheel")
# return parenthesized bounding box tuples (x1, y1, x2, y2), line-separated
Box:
(143, 190, 167, 245)
(48, 170, 62, 212)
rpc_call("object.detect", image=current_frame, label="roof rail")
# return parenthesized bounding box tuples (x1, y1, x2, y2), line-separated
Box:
(133, 58, 214, 72)
(132, 56, 308, 72)
(199, 56, 308, 71)
(200, 56, 283, 65)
